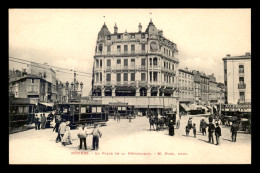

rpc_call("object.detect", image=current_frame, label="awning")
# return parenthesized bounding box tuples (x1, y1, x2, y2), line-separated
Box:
(164, 88, 174, 94)
(189, 104, 198, 110)
(39, 102, 54, 107)
(180, 104, 190, 111)
(135, 105, 148, 108)
(116, 87, 136, 92)
(151, 87, 158, 93)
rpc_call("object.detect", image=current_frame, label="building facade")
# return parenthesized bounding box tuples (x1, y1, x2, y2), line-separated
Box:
(178, 68, 194, 103)
(223, 52, 251, 104)
(208, 73, 218, 104)
(91, 20, 179, 110)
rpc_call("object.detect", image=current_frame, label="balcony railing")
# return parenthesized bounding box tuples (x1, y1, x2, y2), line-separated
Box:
(179, 98, 195, 102)
(238, 99, 251, 104)
(95, 50, 147, 56)
(103, 65, 147, 71)
(161, 67, 176, 75)
(238, 83, 246, 89)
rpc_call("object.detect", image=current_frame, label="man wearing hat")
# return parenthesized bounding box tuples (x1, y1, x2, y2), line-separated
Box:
(77, 123, 88, 150)
(91, 123, 102, 150)
(230, 120, 238, 142)
(215, 123, 221, 145)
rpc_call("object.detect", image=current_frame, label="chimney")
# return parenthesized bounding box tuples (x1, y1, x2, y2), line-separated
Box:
(226, 54, 230, 57)
(158, 30, 163, 37)
(245, 52, 250, 56)
(138, 23, 142, 33)
(114, 23, 118, 34)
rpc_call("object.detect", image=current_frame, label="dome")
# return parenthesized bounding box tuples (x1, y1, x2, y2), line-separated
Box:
(98, 23, 111, 38)
(145, 19, 158, 35)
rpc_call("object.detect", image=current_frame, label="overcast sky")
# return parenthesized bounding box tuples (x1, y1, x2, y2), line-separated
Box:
(9, 9, 251, 96)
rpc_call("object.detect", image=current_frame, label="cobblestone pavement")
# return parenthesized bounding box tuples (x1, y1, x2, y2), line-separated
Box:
(9, 115, 251, 164)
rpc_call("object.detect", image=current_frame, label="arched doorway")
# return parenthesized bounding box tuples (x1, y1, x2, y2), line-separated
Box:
(151, 87, 158, 96)
(93, 87, 101, 96)
(140, 87, 147, 96)
(105, 87, 112, 96)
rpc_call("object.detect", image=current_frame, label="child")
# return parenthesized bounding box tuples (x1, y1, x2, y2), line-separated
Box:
(185, 125, 190, 136)
(193, 123, 196, 138)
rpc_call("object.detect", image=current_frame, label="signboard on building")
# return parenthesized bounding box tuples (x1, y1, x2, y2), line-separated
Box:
(221, 104, 251, 112)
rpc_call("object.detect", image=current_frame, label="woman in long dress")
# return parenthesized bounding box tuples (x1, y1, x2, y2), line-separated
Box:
(62, 122, 72, 146)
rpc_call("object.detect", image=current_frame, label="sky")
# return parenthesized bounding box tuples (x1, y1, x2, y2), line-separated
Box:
(9, 9, 251, 96)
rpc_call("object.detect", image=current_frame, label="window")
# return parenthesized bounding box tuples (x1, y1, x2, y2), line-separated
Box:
(124, 59, 128, 66)
(32, 79, 34, 83)
(239, 92, 245, 102)
(153, 57, 157, 66)
(107, 59, 111, 66)
(106, 74, 111, 81)
(107, 35, 111, 40)
(141, 73, 146, 81)
(141, 44, 145, 51)
(172, 65, 174, 70)
(239, 65, 244, 73)
(131, 45, 135, 52)
(124, 73, 128, 81)
(131, 34, 135, 38)
(96, 73, 99, 82)
(130, 59, 135, 67)
(224, 69, 227, 74)
(107, 45, 111, 52)
(117, 73, 121, 82)
(117, 59, 121, 64)
(131, 73, 135, 81)
(100, 60, 102, 67)
(124, 45, 128, 53)
(100, 73, 102, 82)
(153, 72, 158, 82)
(239, 77, 244, 84)
(117, 45, 121, 52)
(117, 35, 121, 39)
(141, 59, 146, 66)
(149, 58, 152, 66)
(96, 59, 99, 67)
(98, 44, 103, 52)
(141, 34, 145, 38)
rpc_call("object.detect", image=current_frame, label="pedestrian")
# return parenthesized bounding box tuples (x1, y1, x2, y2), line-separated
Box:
(41, 113, 46, 129)
(231, 120, 238, 142)
(188, 118, 192, 129)
(59, 119, 66, 140)
(91, 123, 102, 150)
(53, 118, 61, 143)
(114, 111, 116, 121)
(168, 120, 175, 136)
(215, 123, 221, 145)
(199, 120, 202, 132)
(192, 123, 196, 138)
(62, 121, 72, 146)
(185, 125, 190, 136)
(77, 123, 88, 150)
(201, 119, 207, 136)
(117, 112, 120, 122)
(208, 122, 215, 144)
(34, 114, 39, 130)
(38, 114, 42, 130)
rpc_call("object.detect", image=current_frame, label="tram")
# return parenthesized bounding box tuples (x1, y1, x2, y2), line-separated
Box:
(56, 101, 109, 129)
(9, 97, 36, 133)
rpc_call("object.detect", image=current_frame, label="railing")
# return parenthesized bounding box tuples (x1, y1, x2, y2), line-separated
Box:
(95, 50, 147, 56)
(238, 99, 251, 104)
(103, 65, 147, 71)
(179, 98, 195, 102)
(238, 83, 246, 89)
(161, 68, 176, 75)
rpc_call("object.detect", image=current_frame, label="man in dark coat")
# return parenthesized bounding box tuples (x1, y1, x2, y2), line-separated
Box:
(34, 115, 39, 130)
(168, 120, 175, 136)
(201, 119, 207, 136)
(215, 123, 221, 145)
(208, 122, 215, 144)
(53, 118, 61, 143)
(231, 121, 238, 142)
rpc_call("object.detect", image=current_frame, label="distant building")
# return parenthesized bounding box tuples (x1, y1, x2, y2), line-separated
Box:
(192, 70, 209, 105)
(208, 73, 218, 104)
(223, 52, 251, 104)
(217, 82, 225, 104)
(91, 20, 179, 111)
(178, 68, 194, 112)
(9, 74, 49, 102)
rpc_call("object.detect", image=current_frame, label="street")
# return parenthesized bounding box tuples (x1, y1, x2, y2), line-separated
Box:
(9, 115, 251, 164)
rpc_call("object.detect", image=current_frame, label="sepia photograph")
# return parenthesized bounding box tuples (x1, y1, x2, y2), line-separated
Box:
(8, 8, 251, 164)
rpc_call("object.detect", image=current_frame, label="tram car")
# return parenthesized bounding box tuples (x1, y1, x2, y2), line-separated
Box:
(108, 102, 134, 118)
(9, 97, 36, 133)
(56, 101, 109, 129)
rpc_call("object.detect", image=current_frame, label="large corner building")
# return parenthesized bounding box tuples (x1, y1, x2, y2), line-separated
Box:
(91, 20, 179, 111)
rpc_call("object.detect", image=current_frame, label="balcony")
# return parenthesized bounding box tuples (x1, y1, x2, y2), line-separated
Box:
(238, 99, 251, 104)
(104, 65, 147, 71)
(238, 83, 246, 89)
(95, 50, 147, 56)
(161, 67, 176, 75)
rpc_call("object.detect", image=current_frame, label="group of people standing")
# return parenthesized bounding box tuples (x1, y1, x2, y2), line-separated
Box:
(34, 113, 47, 130)
(52, 116, 102, 150)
